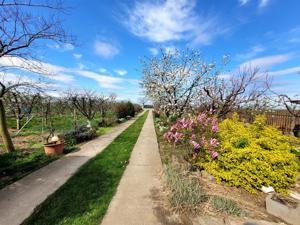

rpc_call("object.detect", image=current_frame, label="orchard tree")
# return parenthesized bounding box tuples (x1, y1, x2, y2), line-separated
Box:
(5, 89, 40, 130)
(68, 90, 98, 128)
(199, 67, 270, 118)
(0, 0, 71, 152)
(141, 48, 219, 117)
(0, 0, 69, 60)
(98, 93, 116, 126)
(0, 75, 41, 152)
(273, 94, 300, 134)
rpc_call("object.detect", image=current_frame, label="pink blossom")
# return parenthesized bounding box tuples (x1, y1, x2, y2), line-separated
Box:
(174, 132, 184, 144)
(210, 138, 219, 147)
(211, 151, 219, 159)
(212, 125, 219, 132)
(190, 140, 201, 153)
(197, 113, 207, 124)
(170, 125, 177, 132)
(163, 131, 174, 142)
(191, 133, 196, 140)
(211, 118, 218, 126)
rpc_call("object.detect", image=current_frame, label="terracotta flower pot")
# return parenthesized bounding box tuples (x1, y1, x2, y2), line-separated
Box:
(44, 142, 64, 155)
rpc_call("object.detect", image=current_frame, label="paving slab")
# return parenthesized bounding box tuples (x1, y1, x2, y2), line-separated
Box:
(101, 111, 163, 225)
(0, 116, 140, 225)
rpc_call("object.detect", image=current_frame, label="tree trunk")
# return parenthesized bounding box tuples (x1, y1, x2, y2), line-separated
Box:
(291, 115, 296, 135)
(16, 117, 21, 130)
(0, 99, 15, 152)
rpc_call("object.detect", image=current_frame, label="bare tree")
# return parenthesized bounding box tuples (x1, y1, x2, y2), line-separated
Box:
(0, 75, 41, 152)
(68, 90, 98, 128)
(141, 48, 219, 117)
(198, 67, 270, 118)
(98, 93, 116, 126)
(270, 93, 300, 134)
(0, 1, 71, 152)
(0, 0, 69, 60)
(5, 89, 40, 130)
(277, 95, 300, 118)
(138, 96, 148, 108)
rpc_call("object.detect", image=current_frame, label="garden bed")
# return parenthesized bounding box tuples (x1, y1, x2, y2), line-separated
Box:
(154, 114, 289, 224)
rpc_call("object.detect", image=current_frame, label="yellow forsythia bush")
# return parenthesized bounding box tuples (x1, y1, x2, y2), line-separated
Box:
(203, 113, 299, 193)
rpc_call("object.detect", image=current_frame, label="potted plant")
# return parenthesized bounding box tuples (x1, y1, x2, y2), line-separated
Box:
(43, 128, 64, 155)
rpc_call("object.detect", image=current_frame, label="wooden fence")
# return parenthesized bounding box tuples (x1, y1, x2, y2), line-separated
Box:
(235, 110, 299, 134)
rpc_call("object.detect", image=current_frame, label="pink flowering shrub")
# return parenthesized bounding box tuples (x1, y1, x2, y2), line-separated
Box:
(163, 111, 221, 162)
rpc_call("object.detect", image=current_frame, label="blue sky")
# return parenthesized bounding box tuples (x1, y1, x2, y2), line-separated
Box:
(3, 0, 300, 101)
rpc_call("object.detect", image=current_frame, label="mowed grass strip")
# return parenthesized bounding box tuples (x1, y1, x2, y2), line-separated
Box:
(22, 111, 149, 225)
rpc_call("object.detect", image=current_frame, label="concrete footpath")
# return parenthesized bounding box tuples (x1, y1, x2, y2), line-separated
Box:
(101, 111, 163, 225)
(0, 116, 141, 225)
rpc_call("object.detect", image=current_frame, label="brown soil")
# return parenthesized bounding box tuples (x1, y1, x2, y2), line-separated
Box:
(0, 128, 44, 153)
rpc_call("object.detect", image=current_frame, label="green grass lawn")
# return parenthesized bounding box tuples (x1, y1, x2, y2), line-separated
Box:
(22, 111, 148, 225)
(0, 149, 58, 189)
(7, 114, 97, 136)
(96, 126, 114, 136)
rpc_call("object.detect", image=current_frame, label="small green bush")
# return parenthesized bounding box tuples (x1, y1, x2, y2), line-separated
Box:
(64, 125, 96, 146)
(115, 101, 135, 119)
(203, 114, 299, 194)
(164, 164, 207, 210)
(211, 196, 245, 216)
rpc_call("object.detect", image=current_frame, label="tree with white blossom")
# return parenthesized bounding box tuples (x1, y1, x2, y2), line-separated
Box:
(141, 48, 219, 117)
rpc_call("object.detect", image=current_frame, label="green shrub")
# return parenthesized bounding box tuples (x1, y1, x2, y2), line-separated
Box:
(64, 125, 96, 146)
(203, 114, 299, 194)
(164, 164, 207, 210)
(115, 101, 135, 119)
(134, 104, 142, 113)
(211, 196, 245, 216)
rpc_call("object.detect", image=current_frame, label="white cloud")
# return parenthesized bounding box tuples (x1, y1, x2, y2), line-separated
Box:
(258, 0, 270, 8)
(124, 0, 223, 45)
(149, 48, 159, 55)
(48, 43, 74, 51)
(269, 66, 300, 76)
(73, 53, 82, 59)
(0, 56, 139, 90)
(218, 73, 231, 80)
(239, 0, 250, 5)
(94, 40, 119, 58)
(236, 45, 265, 60)
(99, 68, 107, 73)
(0, 56, 74, 83)
(114, 69, 127, 76)
(239, 0, 271, 8)
(239, 54, 292, 69)
(0, 72, 34, 85)
(77, 70, 123, 89)
(50, 73, 74, 83)
(164, 46, 176, 54)
(77, 63, 86, 70)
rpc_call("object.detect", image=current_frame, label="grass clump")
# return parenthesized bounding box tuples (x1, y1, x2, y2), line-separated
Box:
(211, 195, 245, 216)
(164, 164, 207, 211)
(22, 111, 148, 225)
